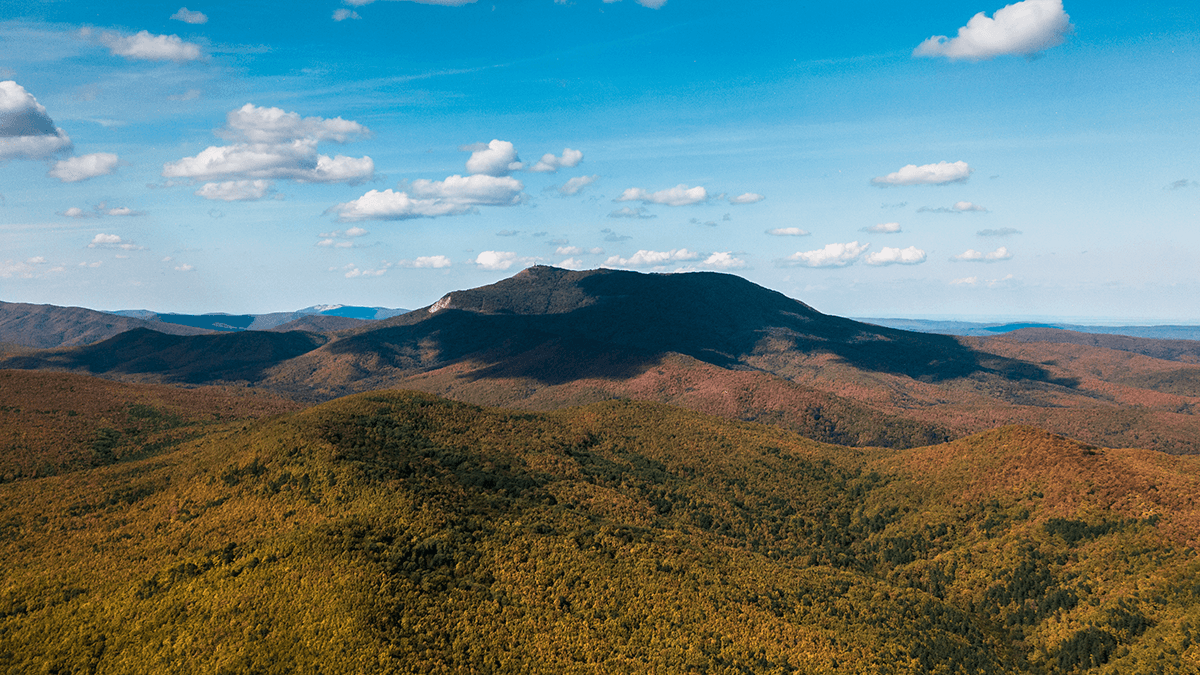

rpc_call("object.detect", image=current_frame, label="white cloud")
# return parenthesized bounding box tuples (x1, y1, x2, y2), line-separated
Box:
(317, 239, 352, 248)
(866, 246, 927, 266)
(0, 80, 72, 160)
(61, 207, 96, 219)
(530, 148, 583, 173)
(194, 179, 275, 201)
(953, 246, 1012, 261)
(603, 249, 701, 268)
(410, 174, 524, 205)
(615, 184, 708, 206)
(104, 206, 141, 216)
(557, 174, 598, 195)
(220, 103, 369, 145)
(163, 104, 373, 186)
(556, 246, 583, 256)
(170, 7, 208, 24)
(333, 8, 362, 20)
(88, 233, 144, 250)
(766, 227, 809, 236)
(91, 29, 203, 62)
(699, 252, 747, 270)
(48, 152, 119, 182)
(872, 161, 972, 186)
(729, 192, 764, 205)
(602, 0, 668, 7)
(864, 222, 901, 233)
(951, 276, 978, 286)
(175, 263, 194, 272)
(978, 227, 1021, 237)
(475, 250, 531, 271)
(332, 189, 471, 221)
(558, 257, 586, 270)
(345, 262, 390, 278)
(463, 139, 522, 176)
(608, 206, 655, 219)
(781, 241, 869, 268)
(401, 255, 452, 268)
(953, 201, 987, 212)
(914, 0, 1072, 60)
(347, 0, 476, 5)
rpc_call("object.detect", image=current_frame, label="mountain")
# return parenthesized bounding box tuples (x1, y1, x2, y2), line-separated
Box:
(861, 317, 1200, 341)
(3, 382, 1199, 673)
(110, 305, 409, 332)
(0, 300, 210, 350)
(6, 267, 1200, 453)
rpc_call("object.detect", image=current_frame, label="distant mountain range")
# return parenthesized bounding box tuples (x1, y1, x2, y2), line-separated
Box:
(5, 266, 1200, 455)
(108, 304, 409, 332)
(860, 317, 1200, 341)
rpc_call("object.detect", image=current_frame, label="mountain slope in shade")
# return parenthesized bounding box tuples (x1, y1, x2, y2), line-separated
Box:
(0, 301, 210, 349)
(4, 388, 1200, 673)
(2, 328, 327, 384)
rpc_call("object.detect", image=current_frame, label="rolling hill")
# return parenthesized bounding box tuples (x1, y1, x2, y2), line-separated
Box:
(3, 381, 1199, 673)
(0, 300, 210, 350)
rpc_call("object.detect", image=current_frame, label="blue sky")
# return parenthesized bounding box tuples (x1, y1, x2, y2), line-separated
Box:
(1, 0, 1197, 321)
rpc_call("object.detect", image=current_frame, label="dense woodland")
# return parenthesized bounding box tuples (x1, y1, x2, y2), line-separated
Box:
(3, 374, 1200, 673)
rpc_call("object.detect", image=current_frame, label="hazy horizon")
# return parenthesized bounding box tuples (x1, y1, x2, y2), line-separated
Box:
(1, 1, 1196, 321)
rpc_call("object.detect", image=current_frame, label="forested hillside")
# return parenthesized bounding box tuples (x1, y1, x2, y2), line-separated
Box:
(3, 377, 1199, 673)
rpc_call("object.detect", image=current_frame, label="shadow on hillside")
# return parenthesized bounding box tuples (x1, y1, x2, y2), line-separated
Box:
(1, 328, 327, 384)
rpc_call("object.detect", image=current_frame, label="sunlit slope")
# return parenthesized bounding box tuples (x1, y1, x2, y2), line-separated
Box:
(0, 370, 301, 482)
(4, 389, 1199, 673)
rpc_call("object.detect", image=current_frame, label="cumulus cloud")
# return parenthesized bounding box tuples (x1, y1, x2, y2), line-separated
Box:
(175, 263, 194, 272)
(608, 206, 655, 219)
(530, 148, 583, 173)
(164, 104, 373, 187)
(87, 29, 203, 62)
(558, 258, 586, 270)
(953, 246, 1012, 261)
(557, 174, 598, 195)
(603, 249, 701, 268)
(333, 8, 361, 20)
(601, 228, 632, 242)
(463, 140, 522, 176)
(195, 179, 275, 201)
(409, 174, 524, 205)
(400, 255, 451, 268)
(873, 161, 972, 186)
(866, 246, 926, 266)
(863, 222, 901, 233)
(978, 227, 1021, 237)
(601, 0, 668, 8)
(332, 190, 467, 221)
(919, 201, 988, 213)
(780, 241, 869, 268)
(48, 152, 119, 182)
(699, 252, 747, 270)
(475, 250, 534, 271)
(766, 227, 810, 236)
(729, 192, 764, 205)
(344, 262, 390, 278)
(88, 233, 143, 250)
(170, 7, 208, 23)
(914, 0, 1072, 60)
(346, 0, 477, 5)
(62, 203, 143, 218)
(0, 81, 73, 160)
(616, 184, 708, 206)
